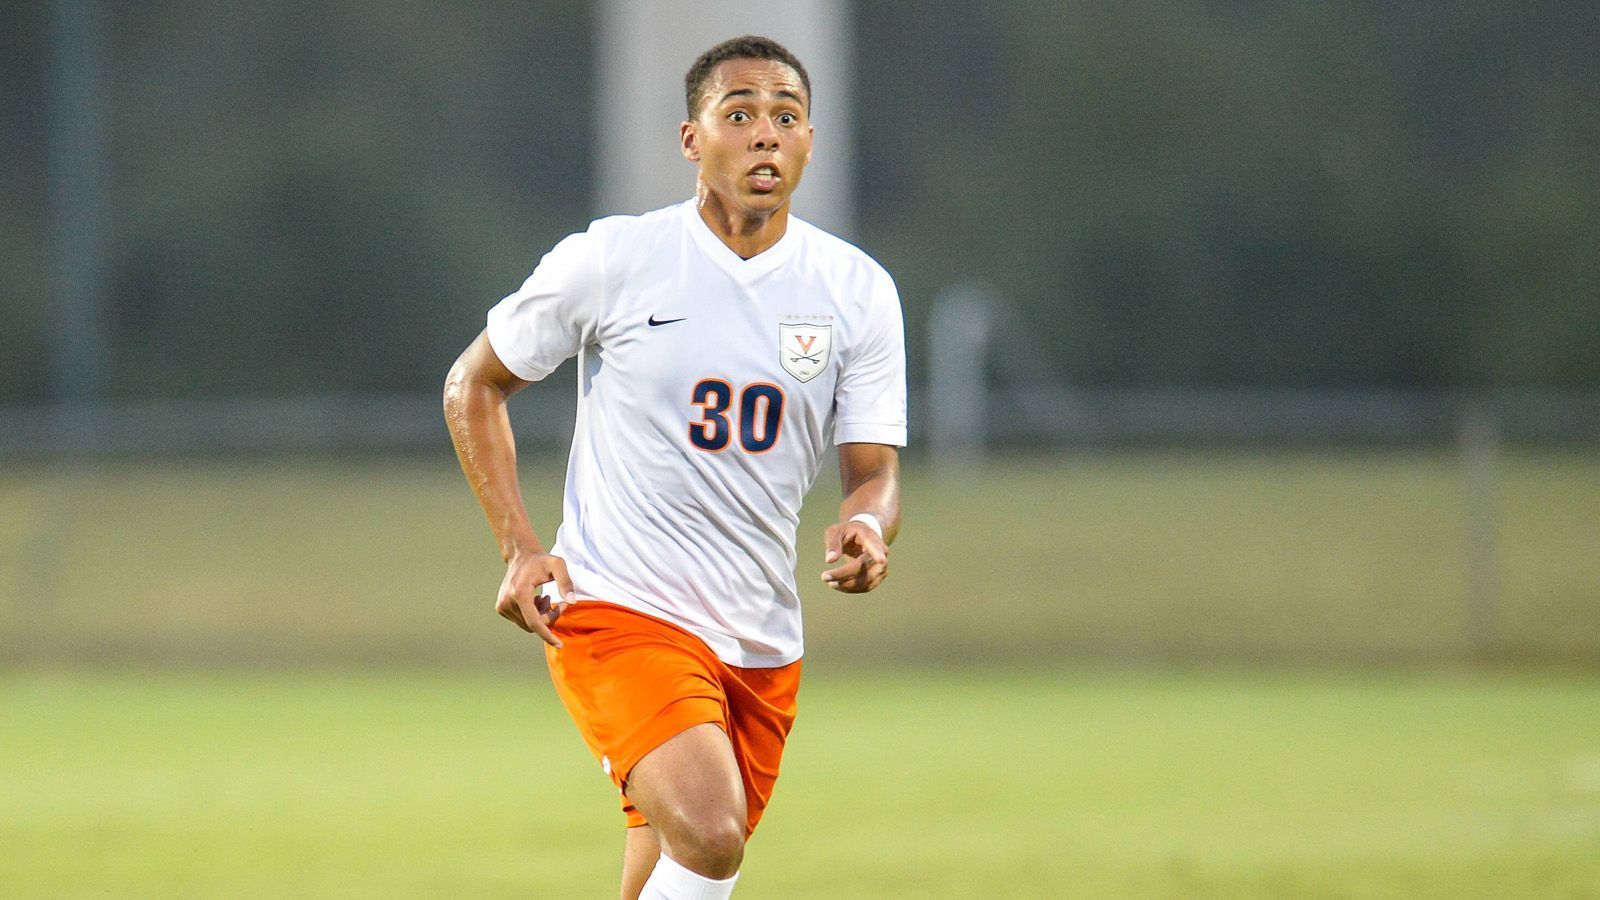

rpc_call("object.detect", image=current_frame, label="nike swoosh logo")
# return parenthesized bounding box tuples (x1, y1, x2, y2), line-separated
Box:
(647, 315, 687, 327)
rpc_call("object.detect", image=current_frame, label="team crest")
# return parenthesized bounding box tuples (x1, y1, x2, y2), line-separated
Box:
(779, 323, 831, 383)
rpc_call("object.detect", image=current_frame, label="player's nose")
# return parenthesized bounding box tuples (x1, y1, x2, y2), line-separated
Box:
(750, 117, 780, 150)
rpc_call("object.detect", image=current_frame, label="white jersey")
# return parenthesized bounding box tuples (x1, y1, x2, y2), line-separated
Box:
(486, 200, 907, 667)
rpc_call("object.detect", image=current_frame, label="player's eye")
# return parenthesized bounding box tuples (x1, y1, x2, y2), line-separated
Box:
(777, 113, 797, 126)
(728, 110, 749, 123)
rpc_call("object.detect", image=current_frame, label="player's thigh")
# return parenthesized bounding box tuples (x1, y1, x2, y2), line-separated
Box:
(624, 722, 747, 838)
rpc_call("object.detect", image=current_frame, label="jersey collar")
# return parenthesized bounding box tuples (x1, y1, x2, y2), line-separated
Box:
(682, 199, 800, 282)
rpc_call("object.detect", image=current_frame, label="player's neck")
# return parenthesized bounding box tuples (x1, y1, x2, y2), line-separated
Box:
(694, 186, 789, 260)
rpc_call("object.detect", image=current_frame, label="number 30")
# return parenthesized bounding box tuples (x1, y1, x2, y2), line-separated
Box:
(689, 379, 785, 453)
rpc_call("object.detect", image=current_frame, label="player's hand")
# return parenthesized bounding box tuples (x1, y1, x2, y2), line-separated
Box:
(821, 520, 889, 593)
(496, 551, 574, 647)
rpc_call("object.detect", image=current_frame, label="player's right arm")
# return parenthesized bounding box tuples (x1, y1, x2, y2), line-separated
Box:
(443, 331, 574, 647)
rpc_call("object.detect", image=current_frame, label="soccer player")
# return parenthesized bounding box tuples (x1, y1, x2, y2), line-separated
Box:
(443, 35, 905, 899)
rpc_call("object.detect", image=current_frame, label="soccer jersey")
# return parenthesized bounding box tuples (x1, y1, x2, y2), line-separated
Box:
(486, 200, 906, 667)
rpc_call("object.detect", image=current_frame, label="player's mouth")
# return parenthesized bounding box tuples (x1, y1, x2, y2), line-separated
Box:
(746, 163, 782, 192)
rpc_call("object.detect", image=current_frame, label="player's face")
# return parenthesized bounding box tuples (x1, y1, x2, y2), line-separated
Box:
(681, 58, 813, 218)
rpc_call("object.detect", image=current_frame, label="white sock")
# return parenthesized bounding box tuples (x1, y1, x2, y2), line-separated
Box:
(638, 852, 739, 900)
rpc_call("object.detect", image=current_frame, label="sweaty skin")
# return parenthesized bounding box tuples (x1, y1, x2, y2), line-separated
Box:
(680, 58, 815, 260)
(443, 334, 570, 647)
(826, 443, 900, 592)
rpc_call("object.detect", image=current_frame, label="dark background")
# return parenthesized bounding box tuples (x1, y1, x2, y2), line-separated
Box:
(4, 1, 1596, 412)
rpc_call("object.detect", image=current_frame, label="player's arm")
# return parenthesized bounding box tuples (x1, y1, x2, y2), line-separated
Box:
(822, 442, 900, 593)
(443, 330, 574, 646)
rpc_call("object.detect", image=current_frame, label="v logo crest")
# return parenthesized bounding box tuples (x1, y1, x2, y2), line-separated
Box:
(779, 323, 831, 383)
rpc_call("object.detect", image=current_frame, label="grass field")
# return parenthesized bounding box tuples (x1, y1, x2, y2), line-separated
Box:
(3, 668, 1599, 897)
(2, 451, 1598, 895)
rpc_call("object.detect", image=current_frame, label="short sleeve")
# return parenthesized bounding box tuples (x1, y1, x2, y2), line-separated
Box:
(485, 230, 605, 381)
(833, 271, 908, 447)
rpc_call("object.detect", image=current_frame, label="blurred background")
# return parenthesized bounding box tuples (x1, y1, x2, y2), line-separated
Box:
(3, 1, 1598, 896)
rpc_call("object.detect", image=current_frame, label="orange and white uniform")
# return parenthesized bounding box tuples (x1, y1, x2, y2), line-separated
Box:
(485, 199, 906, 829)
(487, 199, 906, 667)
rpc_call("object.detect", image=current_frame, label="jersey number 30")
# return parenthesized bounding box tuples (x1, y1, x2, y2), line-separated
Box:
(689, 379, 784, 453)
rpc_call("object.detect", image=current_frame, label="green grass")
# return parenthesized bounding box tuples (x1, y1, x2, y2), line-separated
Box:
(2, 451, 1597, 893)
(3, 668, 1599, 897)
(2, 450, 1597, 665)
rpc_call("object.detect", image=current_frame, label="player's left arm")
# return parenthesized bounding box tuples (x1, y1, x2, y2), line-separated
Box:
(822, 442, 900, 593)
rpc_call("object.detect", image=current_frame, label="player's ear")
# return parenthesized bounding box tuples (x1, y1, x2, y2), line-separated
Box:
(680, 121, 700, 162)
(805, 125, 814, 166)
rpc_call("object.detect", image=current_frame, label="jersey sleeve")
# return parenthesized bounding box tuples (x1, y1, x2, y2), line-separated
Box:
(485, 229, 606, 381)
(833, 270, 909, 447)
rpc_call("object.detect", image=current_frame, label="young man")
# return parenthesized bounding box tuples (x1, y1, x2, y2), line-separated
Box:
(444, 35, 905, 899)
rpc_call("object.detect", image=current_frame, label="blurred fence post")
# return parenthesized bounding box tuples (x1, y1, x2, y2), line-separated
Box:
(927, 284, 994, 469)
(1459, 397, 1501, 659)
(47, 0, 111, 450)
(596, 0, 856, 237)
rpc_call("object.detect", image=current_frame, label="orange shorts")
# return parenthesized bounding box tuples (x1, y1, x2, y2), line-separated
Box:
(543, 600, 801, 835)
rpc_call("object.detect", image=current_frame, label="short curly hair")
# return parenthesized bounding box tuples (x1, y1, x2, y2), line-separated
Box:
(684, 35, 812, 119)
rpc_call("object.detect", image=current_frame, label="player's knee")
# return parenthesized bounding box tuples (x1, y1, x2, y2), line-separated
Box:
(668, 813, 745, 878)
